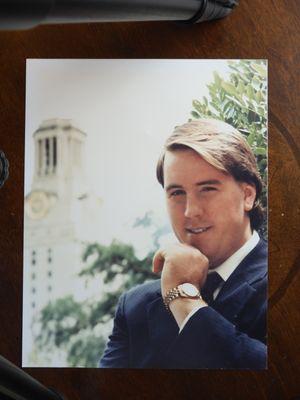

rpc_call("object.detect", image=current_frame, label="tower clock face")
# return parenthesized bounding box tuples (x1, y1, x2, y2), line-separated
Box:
(25, 191, 51, 220)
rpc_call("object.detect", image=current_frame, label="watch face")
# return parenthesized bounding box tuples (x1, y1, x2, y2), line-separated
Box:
(180, 283, 199, 297)
(25, 191, 50, 220)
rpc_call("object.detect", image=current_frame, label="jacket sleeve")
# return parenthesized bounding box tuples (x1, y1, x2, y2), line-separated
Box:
(99, 293, 130, 368)
(164, 306, 267, 369)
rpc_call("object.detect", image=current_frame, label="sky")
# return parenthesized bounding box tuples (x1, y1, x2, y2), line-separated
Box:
(25, 59, 231, 255)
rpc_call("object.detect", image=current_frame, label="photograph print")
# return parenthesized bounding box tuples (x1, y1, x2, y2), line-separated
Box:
(23, 59, 267, 368)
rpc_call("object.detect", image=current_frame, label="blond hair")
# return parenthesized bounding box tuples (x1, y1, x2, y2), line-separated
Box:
(156, 119, 264, 230)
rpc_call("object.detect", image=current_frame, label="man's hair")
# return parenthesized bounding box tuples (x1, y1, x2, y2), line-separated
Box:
(156, 119, 265, 230)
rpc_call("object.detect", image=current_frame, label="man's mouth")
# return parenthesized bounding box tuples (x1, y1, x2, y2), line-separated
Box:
(186, 226, 211, 234)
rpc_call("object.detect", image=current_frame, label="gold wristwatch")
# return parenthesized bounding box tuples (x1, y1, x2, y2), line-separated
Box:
(163, 283, 201, 312)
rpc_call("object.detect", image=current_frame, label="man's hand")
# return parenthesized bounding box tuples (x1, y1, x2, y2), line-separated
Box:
(153, 243, 209, 296)
(152, 243, 209, 327)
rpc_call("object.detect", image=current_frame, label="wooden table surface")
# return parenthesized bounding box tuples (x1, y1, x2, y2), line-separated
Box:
(0, 1, 299, 399)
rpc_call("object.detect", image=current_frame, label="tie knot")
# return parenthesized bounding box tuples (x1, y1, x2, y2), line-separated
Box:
(201, 272, 223, 304)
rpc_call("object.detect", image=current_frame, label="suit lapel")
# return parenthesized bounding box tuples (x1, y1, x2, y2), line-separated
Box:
(213, 239, 267, 320)
(213, 281, 255, 321)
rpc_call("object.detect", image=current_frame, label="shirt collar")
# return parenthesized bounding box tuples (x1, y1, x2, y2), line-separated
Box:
(210, 230, 260, 282)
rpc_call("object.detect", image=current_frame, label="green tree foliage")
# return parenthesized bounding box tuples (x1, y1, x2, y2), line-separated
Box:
(80, 240, 157, 287)
(35, 295, 106, 367)
(190, 60, 267, 225)
(35, 240, 157, 367)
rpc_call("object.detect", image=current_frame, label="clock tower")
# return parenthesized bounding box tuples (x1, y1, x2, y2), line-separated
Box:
(23, 119, 103, 367)
(25, 118, 88, 220)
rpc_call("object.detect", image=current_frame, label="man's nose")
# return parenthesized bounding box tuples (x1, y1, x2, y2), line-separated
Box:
(184, 195, 203, 219)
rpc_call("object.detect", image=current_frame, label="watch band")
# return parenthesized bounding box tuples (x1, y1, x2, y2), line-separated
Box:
(163, 287, 181, 312)
(163, 285, 201, 312)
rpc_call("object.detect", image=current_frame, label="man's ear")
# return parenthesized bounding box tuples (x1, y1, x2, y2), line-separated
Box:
(242, 183, 257, 211)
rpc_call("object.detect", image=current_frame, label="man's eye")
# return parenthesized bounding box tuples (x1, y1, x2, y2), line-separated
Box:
(170, 190, 185, 197)
(201, 187, 217, 192)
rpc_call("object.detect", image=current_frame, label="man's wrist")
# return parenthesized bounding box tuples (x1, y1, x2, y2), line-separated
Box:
(163, 283, 201, 311)
(169, 297, 207, 327)
(169, 297, 206, 313)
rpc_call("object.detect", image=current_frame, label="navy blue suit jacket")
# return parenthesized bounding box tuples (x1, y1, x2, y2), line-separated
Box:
(100, 239, 267, 369)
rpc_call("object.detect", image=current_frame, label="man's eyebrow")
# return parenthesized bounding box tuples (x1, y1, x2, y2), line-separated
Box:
(165, 180, 221, 192)
(196, 179, 222, 186)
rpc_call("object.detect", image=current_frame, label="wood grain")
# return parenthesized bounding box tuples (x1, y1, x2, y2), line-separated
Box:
(0, 0, 299, 398)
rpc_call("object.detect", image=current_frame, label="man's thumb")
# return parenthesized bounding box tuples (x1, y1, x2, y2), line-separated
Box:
(152, 249, 165, 274)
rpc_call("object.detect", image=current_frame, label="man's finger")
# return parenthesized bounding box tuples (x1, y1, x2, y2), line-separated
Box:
(152, 249, 165, 274)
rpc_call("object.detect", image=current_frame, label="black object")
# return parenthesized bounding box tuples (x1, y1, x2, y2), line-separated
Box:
(0, 355, 66, 400)
(0, 0, 238, 30)
(0, 151, 9, 189)
(201, 271, 223, 304)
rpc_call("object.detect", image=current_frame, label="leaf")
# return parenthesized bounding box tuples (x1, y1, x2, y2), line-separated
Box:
(225, 94, 245, 109)
(223, 100, 232, 114)
(258, 106, 266, 116)
(221, 81, 238, 97)
(246, 85, 255, 100)
(255, 90, 263, 103)
(191, 111, 200, 119)
(247, 132, 256, 146)
(237, 81, 245, 95)
(210, 102, 221, 113)
(255, 147, 266, 156)
(192, 99, 205, 113)
(213, 71, 222, 86)
(252, 63, 267, 78)
(259, 159, 267, 170)
(251, 77, 261, 91)
(192, 99, 202, 108)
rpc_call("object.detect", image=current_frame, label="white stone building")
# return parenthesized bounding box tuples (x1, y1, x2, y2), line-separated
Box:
(23, 119, 104, 366)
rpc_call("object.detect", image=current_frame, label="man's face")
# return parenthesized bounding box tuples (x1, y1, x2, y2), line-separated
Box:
(163, 148, 256, 268)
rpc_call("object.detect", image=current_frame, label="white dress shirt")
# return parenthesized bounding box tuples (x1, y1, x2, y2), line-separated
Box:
(179, 230, 260, 332)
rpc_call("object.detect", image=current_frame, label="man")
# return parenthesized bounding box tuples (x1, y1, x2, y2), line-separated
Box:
(100, 118, 267, 369)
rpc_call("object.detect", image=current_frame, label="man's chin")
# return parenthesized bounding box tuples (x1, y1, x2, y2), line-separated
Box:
(186, 238, 209, 257)
(187, 240, 217, 266)
(181, 238, 220, 267)
(179, 235, 212, 257)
